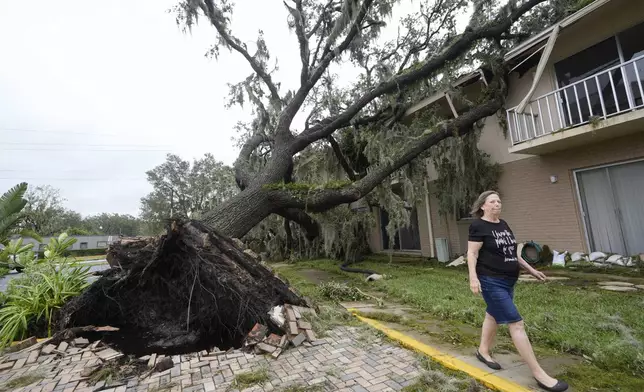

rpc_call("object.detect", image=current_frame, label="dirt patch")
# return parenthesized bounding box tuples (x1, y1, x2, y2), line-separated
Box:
(297, 269, 337, 284)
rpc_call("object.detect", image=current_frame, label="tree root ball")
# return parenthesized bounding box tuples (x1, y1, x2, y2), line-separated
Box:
(57, 220, 308, 356)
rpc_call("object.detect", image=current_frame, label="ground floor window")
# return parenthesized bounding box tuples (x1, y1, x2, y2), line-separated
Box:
(576, 159, 644, 255)
(380, 207, 421, 251)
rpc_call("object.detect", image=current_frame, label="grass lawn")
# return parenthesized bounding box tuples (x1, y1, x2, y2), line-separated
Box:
(276, 256, 644, 391)
(275, 265, 495, 392)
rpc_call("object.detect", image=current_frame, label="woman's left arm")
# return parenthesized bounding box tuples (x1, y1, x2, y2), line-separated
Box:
(517, 243, 547, 281)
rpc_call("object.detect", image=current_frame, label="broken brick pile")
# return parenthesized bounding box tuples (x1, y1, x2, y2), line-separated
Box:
(0, 335, 123, 375)
(242, 304, 320, 359)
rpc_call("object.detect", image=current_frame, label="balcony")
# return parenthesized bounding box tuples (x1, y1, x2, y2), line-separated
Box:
(507, 53, 644, 154)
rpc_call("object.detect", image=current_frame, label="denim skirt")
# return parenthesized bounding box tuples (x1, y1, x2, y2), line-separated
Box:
(479, 275, 522, 324)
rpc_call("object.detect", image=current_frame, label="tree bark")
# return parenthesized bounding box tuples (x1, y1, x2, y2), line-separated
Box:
(201, 187, 275, 238)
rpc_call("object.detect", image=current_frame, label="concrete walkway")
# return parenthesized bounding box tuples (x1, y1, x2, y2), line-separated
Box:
(341, 301, 580, 392)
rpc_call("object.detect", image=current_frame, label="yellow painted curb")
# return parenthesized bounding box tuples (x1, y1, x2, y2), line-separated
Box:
(349, 309, 532, 392)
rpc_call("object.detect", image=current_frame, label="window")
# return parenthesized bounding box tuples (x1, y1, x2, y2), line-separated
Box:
(380, 208, 421, 251)
(97, 241, 108, 248)
(80, 242, 88, 250)
(618, 22, 644, 106)
(555, 37, 624, 125)
(554, 22, 644, 125)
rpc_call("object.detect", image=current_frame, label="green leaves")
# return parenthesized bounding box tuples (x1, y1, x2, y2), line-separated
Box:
(0, 232, 91, 346)
(0, 182, 29, 245)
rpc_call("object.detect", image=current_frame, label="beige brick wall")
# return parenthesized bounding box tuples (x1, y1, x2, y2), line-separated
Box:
(432, 132, 644, 254)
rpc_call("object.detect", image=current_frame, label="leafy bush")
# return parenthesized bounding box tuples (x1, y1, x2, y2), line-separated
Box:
(0, 233, 91, 347)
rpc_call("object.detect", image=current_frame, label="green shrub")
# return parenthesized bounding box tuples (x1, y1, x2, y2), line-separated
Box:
(0, 232, 92, 347)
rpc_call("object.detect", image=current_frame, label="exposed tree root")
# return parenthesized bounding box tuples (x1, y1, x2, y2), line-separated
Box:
(57, 220, 308, 356)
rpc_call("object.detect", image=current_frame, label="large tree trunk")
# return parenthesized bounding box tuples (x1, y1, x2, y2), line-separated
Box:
(202, 187, 275, 238)
(58, 220, 309, 355)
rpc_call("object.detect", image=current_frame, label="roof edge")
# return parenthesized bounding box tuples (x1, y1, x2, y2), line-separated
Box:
(504, 0, 612, 62)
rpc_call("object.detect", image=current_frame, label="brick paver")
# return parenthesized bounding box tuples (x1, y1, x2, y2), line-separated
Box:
(0, 326, 425, 391)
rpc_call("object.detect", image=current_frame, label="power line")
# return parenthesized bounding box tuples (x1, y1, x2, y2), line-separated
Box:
(0, 148, 170, 152)
(1, 141, 171, 148)
(0, 177, 146, 181)
(0, 128, 118, 137)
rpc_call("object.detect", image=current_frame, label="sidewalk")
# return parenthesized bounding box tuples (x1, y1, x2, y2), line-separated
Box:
(341, 301, 581, 392)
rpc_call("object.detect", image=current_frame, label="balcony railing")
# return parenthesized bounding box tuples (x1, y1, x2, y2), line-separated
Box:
(507, 54, 644, 145)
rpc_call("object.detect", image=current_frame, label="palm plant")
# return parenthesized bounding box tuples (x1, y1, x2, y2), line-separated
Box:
(0, 182, 41, 245)
(0, 238, 35, 272)
(0, 232, 90, 347)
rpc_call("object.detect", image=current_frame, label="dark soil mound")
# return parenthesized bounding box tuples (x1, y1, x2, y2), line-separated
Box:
(57, 220, 307, 356)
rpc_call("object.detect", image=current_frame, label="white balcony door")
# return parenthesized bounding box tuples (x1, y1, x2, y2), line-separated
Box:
(576, 160, 644, 255)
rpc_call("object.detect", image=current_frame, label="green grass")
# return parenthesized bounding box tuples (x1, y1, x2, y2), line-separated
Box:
(0, 373, 44, 391)
(277, 257, 644, 390)
(232, 369, 270, 389)
(402, 356, 492, 392)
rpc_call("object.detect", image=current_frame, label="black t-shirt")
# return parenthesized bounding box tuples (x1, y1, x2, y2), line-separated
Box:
(468, 218, 520, 279)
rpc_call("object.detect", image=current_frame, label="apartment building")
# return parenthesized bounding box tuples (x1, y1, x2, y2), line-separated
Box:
(368, 0, 644, 260)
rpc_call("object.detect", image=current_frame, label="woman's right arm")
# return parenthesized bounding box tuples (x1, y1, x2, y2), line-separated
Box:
(467, 241, 483, 295)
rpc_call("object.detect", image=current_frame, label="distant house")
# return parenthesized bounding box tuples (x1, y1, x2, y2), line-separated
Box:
(368, 0, 644, 260)
(21, 235, 120, 254)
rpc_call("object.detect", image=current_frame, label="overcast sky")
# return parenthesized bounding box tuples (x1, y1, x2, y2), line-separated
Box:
(0, 0, 427, 217)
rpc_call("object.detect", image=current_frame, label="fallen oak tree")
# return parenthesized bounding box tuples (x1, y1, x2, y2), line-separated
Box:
(58, 220, 310, 355)
(59, 0, 554, 356)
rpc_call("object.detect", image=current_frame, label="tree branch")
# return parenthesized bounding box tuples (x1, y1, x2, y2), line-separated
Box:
(293, 0, 547, 152)
(234, 133, 272, 190)
(200, 0, 281, 105)
(274, 208, 319, 241)
(310, 0, 375, 87)
(327, 136, 358, 181)
(284, 0, 310, 85)
(274, 71, 508, 211)
(306, 0, 334, 39)
(272, 0, 375, 138)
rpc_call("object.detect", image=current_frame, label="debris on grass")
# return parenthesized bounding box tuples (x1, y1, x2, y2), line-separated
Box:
(318, 282, 383, 305)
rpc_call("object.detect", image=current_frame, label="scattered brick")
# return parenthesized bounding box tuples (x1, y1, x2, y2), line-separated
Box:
(305, 329, 316, 342)
(96, 348, 121, 361)
(285, 307, 297, 322)
(297, 320, 312, 330)
(265, 334, 282, 347)
(57, 341, 69, 353)
(148, 353, 158, 368)
(288, 322, 299, 335)
(257, 343, 277, 353)
(245, 323, 269, 345)
(290, 333, 307, 347)
(73, 338, 89, 348)
(41, 344, 56, 355)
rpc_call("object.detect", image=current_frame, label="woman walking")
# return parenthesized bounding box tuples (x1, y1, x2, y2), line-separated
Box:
(467, 190, 568, 392)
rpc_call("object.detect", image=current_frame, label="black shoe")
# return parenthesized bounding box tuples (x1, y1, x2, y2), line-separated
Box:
(475, 350, 502, 370)
(535, 378, 569, 392)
